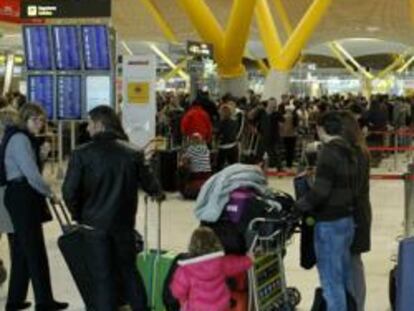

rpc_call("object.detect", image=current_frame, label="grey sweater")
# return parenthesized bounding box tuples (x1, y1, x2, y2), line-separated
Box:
(5, 133, 52, 197)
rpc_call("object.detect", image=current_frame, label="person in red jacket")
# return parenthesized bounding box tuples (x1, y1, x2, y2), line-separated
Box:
(170, 227, 252, 311)
(181, 101, 213, 143)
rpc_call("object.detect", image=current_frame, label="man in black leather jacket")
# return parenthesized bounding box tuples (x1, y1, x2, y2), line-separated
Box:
(62, 106, 163, 311)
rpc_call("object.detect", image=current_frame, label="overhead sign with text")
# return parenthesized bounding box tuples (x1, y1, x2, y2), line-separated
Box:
(122, 55, 157, 149)
(21, 0, 111, 18)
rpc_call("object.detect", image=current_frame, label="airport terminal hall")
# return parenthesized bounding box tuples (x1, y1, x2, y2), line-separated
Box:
(1, 0, 414, 310)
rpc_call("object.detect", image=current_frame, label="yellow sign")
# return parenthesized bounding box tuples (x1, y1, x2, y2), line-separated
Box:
(127, 82, 150, 104)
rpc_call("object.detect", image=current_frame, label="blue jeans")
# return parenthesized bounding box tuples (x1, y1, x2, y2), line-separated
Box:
(314, 217, 355, 311)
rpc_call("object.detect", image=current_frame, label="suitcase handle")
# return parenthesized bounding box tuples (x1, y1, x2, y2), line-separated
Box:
(47, 198, 72, 232)
(143, 195, 162, 255)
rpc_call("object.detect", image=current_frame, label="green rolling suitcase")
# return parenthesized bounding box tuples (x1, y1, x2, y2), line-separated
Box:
(137, 197, 177, 311)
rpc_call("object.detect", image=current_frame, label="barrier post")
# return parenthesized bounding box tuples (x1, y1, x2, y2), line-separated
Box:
(70, 121, 76, 151)
(394, 132, 398, 171)
(404, 163, 414, 237)
(57, 122, 64, 180)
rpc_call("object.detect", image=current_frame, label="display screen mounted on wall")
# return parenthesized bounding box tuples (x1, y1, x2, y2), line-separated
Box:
(24, 26, 53, 70)
(27, 75, 54, 119)
(81, 25, 111, 70)
(86, 75, 111, 112)
(52, 26, 81, 70)
(57, 75, 82, 119)
(21, 0, 111, 19)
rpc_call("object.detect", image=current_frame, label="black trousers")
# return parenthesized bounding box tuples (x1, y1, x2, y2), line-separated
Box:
(217, 146, 239, 171)
(84, 230, 147, 311)
(257, 140, 282, 170)
(5, 182, 54, 305)
(283, 137, 297, 168)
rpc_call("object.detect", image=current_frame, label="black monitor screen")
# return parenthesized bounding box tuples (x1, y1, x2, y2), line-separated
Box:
(57, 75, 82, 119)
(82, 25, 111, 70)
(27, 75, 54, 119)
(52, 26, 81, 70)
(24, 26, 53, 70)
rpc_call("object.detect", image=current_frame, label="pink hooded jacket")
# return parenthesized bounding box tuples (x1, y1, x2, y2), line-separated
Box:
(170, 252, 252, 311)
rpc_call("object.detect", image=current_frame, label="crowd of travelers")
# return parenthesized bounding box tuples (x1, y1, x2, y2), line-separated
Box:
(158, 90, 414, 172)
(0, 88, 408, 310)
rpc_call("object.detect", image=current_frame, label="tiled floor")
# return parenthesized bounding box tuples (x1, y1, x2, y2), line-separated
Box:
(0, 173, 403, 311)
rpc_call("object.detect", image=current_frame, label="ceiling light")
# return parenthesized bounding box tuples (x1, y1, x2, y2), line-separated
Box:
(366, 26, 380, 32)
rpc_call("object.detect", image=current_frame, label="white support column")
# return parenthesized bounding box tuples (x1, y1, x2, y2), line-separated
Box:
(219, 75, 248, 98)
(262, 70, 290, 101)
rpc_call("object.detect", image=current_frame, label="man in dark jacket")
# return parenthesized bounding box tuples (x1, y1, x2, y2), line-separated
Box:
(255, 99, 284, 169)
(62, 106, 164, 311)
(297, 112, 358, 311)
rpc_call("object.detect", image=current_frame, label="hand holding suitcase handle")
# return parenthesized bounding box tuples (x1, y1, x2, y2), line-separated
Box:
(47, 197, 94, 234)
(47, 196, 72, 230)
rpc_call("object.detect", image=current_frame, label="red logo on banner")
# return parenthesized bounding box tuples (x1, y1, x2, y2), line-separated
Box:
(0, 0, 43, 23)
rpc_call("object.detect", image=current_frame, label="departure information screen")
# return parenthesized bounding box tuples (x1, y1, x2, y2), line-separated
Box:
(86, 75, 111, 111)
(81, 25, 110, 70)
(27, 75, 54, 119)
(52, 26, 81, 70)
(24, 26, 53, 70)
(57, 75, 82, 119)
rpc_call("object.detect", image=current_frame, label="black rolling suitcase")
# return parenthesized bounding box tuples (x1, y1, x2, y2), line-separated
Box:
(153, 150, 178, 192)
(48, 199, 94, 309)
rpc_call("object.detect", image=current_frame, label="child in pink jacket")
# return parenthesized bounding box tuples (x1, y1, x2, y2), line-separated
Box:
(170, 226, 252, 311)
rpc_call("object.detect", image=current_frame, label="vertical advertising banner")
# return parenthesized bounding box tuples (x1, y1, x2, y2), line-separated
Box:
(122, 55, 156, 149)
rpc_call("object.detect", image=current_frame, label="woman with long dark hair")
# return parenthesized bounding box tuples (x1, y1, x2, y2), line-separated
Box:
(339, 111, 372, 311)
(297, 111, 358, 311)
(1, 103, 68, 311)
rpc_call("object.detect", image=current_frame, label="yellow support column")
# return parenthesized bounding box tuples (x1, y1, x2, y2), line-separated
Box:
(273, 0, 293, 36)
(410, 0, 414, 26)
(377, 51, 413, 79)
(330, 41, 374, 80)
(162, 59, 188, 80)
(328, 43, 362, 79)
(246, 49, 269, 75)
(176, 0, 225, 65)
(398, 56, 414, 73)
(275, 0, 332, 71)
(139, 0, 179, 43)
(255, 0, 283, 69)
(222, 0, 259, 77)
(148, 43, 189, 80)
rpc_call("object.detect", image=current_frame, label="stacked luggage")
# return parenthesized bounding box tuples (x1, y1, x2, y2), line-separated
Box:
(135, 163, 301, 311)
(200, 186, 301, 311)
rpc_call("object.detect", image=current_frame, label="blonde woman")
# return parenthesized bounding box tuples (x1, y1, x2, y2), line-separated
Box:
(0, 103, 68, 311)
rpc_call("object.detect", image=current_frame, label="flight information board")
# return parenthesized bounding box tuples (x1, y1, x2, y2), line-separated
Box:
(24, 26, 53, 70)
(52, 26, 81, 70)
(57, 75, 82, 119)
(81, 25, 111, 70)
(27, 75, 54, 119)
(86, 75, 111, 111)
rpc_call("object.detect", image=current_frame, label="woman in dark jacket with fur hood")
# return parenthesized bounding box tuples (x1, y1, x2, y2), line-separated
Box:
(297, 111, 371, 311)
(339, 111, 372, 311)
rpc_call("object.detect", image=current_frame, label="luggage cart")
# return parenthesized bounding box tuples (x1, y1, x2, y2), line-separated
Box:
(247, 215, 301, 311)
